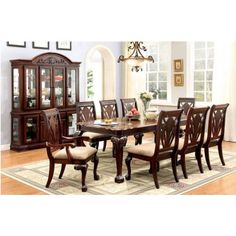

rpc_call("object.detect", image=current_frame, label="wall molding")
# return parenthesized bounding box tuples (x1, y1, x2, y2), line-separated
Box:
(1, 144, 10, 151)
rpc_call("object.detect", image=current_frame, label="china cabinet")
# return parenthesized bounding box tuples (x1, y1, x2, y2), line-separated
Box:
(10, 53, 80, 151)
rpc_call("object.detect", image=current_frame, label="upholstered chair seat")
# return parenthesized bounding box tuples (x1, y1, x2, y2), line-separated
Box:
(54, 146, 97, 160)
(82, 131, 110, 140)
(127, 143, 156, 157)
(178, 135, 202, 151)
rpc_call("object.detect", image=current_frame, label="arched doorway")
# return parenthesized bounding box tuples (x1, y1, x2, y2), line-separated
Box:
(85, 45, 116, 117)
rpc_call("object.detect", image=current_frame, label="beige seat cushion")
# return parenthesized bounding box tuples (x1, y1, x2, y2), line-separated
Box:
(82, 132, 110, 139)
(204, 132, 208, 144)
(178, 134, 203, 151)
(54, 146, 97, 160)
(178, 138, 185, 150)
(127, 143, 156, 157)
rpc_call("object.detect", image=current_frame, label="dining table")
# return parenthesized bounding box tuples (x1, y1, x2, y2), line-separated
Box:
(78, 116, 186, 184)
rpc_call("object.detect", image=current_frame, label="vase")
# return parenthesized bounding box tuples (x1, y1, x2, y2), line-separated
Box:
(142, 100, 150, 115)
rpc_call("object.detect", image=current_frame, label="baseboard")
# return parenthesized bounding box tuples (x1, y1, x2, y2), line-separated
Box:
(1, 144, 10, 151)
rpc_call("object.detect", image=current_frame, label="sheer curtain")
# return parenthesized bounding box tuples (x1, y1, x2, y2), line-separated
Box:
(213, 42, 236, 141)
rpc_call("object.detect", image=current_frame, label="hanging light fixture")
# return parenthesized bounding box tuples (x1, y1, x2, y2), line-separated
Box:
(118, 41, 154, 72)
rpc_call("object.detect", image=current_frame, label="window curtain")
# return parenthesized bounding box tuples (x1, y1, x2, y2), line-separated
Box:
(212, 42, 236, 142)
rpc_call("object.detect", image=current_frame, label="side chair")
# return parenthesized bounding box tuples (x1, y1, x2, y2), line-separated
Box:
(125, 109, 183, 189)
(76, 101, 111, 151)
(177, 97, 195, 137)
(42, 108, 100, 192)
(99, 99, 119, 119)
(203, 103, 229, 170)
(177, 97, 195, 115)
(120, 98, 138, 117)
(177, 107, 209, 179)
(120, 98, 144, 145)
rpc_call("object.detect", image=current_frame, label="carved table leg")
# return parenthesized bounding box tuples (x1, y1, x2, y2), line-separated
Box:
(111, 136, 128, 183)
(134, 132, 144, 145)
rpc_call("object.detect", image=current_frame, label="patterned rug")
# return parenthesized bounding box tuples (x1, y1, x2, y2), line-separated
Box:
(1, 148, 236, 195)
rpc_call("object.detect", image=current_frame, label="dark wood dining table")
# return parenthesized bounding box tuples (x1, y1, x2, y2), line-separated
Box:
(78, 116, 186, 184)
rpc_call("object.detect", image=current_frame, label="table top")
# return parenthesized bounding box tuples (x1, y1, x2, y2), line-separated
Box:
(78, 116, 186, 137)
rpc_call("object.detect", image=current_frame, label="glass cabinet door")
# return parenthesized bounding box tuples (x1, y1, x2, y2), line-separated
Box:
(68, 113, 77, 135)
(40, 67, 52, 108)
(54, 68, 65, 107)
(12, 117, 20, 143)
(67, 69, 76, 106)
(25, 116, 38, 143)
(13, 68, 20, 109)
(25, 67, 37, 109)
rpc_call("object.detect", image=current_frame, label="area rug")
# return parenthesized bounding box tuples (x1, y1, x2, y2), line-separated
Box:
(1, 148, 236, 195)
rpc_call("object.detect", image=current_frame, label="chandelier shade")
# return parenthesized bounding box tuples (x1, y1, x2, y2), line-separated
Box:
(118, 41, 154, 72)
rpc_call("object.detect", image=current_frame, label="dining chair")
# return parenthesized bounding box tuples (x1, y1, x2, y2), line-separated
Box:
(177, 107, 209, 178)
(177, 97, 195, 115)
(99, 99, 119, 119)
(125, 109, 183, 189)
(42, 108, 99, 192)
(120, 98, 138, 117)
(177, 97, 195, 137)
(76, 101, 111, 151)
(203, 103, 229, 170)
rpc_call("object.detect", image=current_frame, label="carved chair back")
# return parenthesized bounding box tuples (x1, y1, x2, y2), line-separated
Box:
(42, 108, 62, 152)
(183, 107, 209, 149)
(76, 101, 97, 122)
(120, 98, 138, 117)
(100, 99, 119, 119)
(154, 109, 183, 156)
(205, 104, 229, 144)
(177, 97, 195, 115)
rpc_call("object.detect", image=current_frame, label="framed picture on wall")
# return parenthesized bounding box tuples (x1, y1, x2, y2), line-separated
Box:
(56, 41, 72, 50)
(7, 41, 26, 48)
(174, 59, 183, 72)
(32, 41, 49, 49)
(174, 74, 184, 86)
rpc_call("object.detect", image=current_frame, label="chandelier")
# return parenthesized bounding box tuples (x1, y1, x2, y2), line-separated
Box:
(118, 41, 154, 72)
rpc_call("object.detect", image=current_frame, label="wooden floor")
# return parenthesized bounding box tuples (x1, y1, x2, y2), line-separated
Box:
(1, 139, 236, 195)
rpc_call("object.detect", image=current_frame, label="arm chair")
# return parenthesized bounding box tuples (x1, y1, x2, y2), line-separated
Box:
(125, 109, 183, 189)
(202, 104, 229, 170)
(177, 97, 195, 137)
(42, 108, 99, 192)
(120, 98, 138, 117)
(99, 99, 119, 119)
(177, 107, 209, 179)
(76, 101, 111, 151)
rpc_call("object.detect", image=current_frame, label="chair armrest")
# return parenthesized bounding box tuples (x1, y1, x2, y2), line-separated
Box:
(46, 142, 75, 162)
(62, 135, 90, 146)
(46, 142, 76, 149)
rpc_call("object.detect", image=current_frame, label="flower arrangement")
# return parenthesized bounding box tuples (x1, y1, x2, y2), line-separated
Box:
(139, 91, 153, 103)
(139, 91, 153, 113)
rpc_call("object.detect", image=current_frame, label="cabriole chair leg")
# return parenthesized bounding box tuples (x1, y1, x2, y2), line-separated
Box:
(93, 155, 100, 180)
(46, 160, 55, 188)
(59, 164, 66, 179)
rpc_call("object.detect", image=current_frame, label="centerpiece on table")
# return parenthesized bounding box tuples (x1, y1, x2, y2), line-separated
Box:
(139, 90, 159, 120)
(139, 91, 153, 113)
